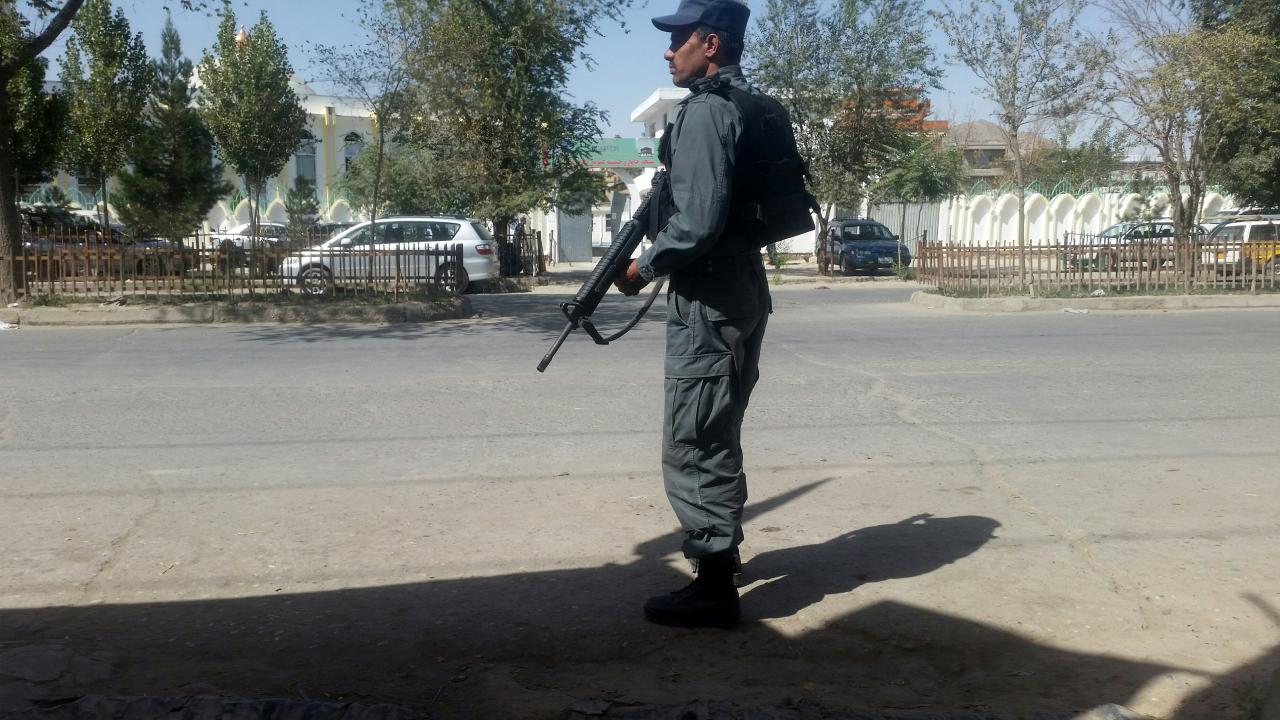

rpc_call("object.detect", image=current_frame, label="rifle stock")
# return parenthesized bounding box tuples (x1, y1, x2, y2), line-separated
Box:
(536, 171, 666, 373)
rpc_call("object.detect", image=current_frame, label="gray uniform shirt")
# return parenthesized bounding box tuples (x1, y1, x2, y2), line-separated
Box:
(636, 65, 751, 282)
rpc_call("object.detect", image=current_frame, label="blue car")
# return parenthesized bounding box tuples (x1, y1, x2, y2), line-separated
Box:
(821, 218, 911, 275)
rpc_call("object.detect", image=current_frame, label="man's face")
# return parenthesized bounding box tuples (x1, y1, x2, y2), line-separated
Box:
(665, 27, 711, 88)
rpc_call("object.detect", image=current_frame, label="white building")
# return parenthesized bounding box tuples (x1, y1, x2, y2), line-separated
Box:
(40, 76, 375, 233)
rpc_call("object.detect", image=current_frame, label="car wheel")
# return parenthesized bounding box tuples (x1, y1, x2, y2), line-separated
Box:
(436, 262, 469, 294)
(298, 266, 332, 296)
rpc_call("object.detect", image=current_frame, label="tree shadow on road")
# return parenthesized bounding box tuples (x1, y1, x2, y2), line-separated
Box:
(0, 479, 1248, 720)
(227, 291, 666, 346)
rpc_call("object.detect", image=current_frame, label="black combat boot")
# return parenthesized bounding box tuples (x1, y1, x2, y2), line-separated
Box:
(644, 554, 741, 629)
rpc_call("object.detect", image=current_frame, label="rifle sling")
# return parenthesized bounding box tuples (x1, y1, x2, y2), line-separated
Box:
(580, 278, 666, 345)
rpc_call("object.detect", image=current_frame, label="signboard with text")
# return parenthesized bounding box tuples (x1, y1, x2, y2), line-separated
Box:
(583, 138, 659, 168)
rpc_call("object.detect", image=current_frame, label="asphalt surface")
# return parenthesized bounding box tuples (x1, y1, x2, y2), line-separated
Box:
(0, 282, 1277, 719)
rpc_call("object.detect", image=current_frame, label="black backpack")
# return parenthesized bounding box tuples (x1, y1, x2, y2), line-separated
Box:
(649, 81, 819, 248)
(719, 85, 819, 247)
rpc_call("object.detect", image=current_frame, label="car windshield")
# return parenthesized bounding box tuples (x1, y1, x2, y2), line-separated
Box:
(842, 224, 893, 240)
(1211, 225, 1247, 243)
(1098, 223, 1135, 238)
(323, 224, 371, 248)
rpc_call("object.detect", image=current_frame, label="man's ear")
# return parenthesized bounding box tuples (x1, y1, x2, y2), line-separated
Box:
(703, 31, 721, 60)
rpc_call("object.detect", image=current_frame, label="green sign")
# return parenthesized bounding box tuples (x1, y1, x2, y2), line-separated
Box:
(584, 138, 659, 168)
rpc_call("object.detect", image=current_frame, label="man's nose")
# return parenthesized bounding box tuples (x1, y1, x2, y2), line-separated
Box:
(664, 48, 675, 61)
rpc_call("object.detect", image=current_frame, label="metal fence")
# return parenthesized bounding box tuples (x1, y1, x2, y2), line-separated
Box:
(6, 230, 465, 300)
(916, 232, 1280, 295)
(498, 229, 544, 277)
(865, 202, 941, 256)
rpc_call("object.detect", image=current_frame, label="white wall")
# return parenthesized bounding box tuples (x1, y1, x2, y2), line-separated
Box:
(936, 190, 1235, 246)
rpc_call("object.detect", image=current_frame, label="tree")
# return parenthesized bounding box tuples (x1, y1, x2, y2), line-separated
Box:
(0, 1, 87, 301)
(1195, 0, 1280, 209)
(9, 53, 68, 195)
(826, 0, 941, 210)
(197, 1, 307, 245)
(339, 142, 478, 217)
(1096, 0, 1280, 282)
(1, 1, 209, 301)
(870, 137, 965, 260)
(403, 0, 624, 247)
(59, 0, 152, 236)
(283, 177, 320, 238)
(937, 0, 1107, 289)
(312, 0, 419, 234)
(1020, 122, 1128, 189)
(116, 14, 229, 243)
(748, 0, 940, 217)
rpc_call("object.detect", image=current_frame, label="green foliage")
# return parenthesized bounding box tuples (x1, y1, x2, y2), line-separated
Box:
(1200, 0, 1280, 208)
(7, 51, 68, 189)
(747, 0, 940, 212)
(403, 0, 627, 233)
(284, 177, 321, 236)
(339, 142, 478, 217)
(116, 15, 230, 242)
(59, 0, 152, 227)
(871, 139, 965, 204)
(1021, 123, 1128, 189)
(197, 1, 308, 231)
(311, 0, 419, 224)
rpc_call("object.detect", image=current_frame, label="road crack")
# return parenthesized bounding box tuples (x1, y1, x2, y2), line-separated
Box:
(77, 479, 163, 605)
(779, 342, 1159, 630)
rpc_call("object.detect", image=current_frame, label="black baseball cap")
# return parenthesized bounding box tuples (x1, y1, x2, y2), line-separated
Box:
(652, 0, 750, 37)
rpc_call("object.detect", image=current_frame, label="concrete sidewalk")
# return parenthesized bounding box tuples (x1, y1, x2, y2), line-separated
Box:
(910, 289, 1280, 313)
(0, 297, 471, 326)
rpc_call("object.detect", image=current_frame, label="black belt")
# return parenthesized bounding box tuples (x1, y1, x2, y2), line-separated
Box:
(678, 251, 762, 276)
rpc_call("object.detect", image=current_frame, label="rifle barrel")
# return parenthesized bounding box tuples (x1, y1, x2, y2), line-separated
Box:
(537, 322, 575, 373)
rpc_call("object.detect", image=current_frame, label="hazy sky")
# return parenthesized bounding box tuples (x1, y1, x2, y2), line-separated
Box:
(67, 0, 999, 135)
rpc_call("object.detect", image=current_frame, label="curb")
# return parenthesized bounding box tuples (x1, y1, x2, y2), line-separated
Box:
(0, 298, 472, 327)
(909, 290, 1280, 313)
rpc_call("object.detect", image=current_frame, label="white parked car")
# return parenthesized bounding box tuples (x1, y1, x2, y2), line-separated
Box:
(279, 216, 499, 294)
(205, 222, 290, 251)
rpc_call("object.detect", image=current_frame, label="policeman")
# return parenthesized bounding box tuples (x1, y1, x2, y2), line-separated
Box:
(614, 0, 770, 629)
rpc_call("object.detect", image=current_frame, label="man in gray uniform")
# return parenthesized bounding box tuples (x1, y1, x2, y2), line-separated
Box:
(614, 0, 769, 630)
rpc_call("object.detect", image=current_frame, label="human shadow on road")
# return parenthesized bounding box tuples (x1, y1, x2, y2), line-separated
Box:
(0, 481, 1228, 719)
(741, 513, 1001, 620)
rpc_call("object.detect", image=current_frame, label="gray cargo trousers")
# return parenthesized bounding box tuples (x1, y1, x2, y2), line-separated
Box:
(662, 252, 771, 560)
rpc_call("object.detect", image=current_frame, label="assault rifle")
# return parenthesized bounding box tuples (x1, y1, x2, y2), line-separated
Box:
(537, 171, 668, 373)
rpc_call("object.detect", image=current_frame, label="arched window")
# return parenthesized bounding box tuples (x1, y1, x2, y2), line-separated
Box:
(296, 134, 317, 184)
(343, 132, 364, 170)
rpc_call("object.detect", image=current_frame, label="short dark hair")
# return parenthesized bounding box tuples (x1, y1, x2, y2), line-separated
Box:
(695, 24, 744, 64)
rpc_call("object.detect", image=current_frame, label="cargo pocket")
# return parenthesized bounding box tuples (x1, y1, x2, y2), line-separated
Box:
(666, 374, 736, 447)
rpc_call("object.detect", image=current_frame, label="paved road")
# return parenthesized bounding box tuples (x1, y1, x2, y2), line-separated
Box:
(0, 282, 1277, 719)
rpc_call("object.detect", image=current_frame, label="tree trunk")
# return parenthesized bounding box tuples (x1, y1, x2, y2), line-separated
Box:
(369, 127, 386, 285)
(494, 218, 510, 276)
(99, 173, 111, 240)
(1010, 126, 1027, 291)
(1163, 169, 1187, 291)
(248, 177, 261, 297)
(0, 84, 20, 303)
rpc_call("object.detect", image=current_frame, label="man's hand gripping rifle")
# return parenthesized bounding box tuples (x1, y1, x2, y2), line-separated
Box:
(537, 171, 668, 373)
